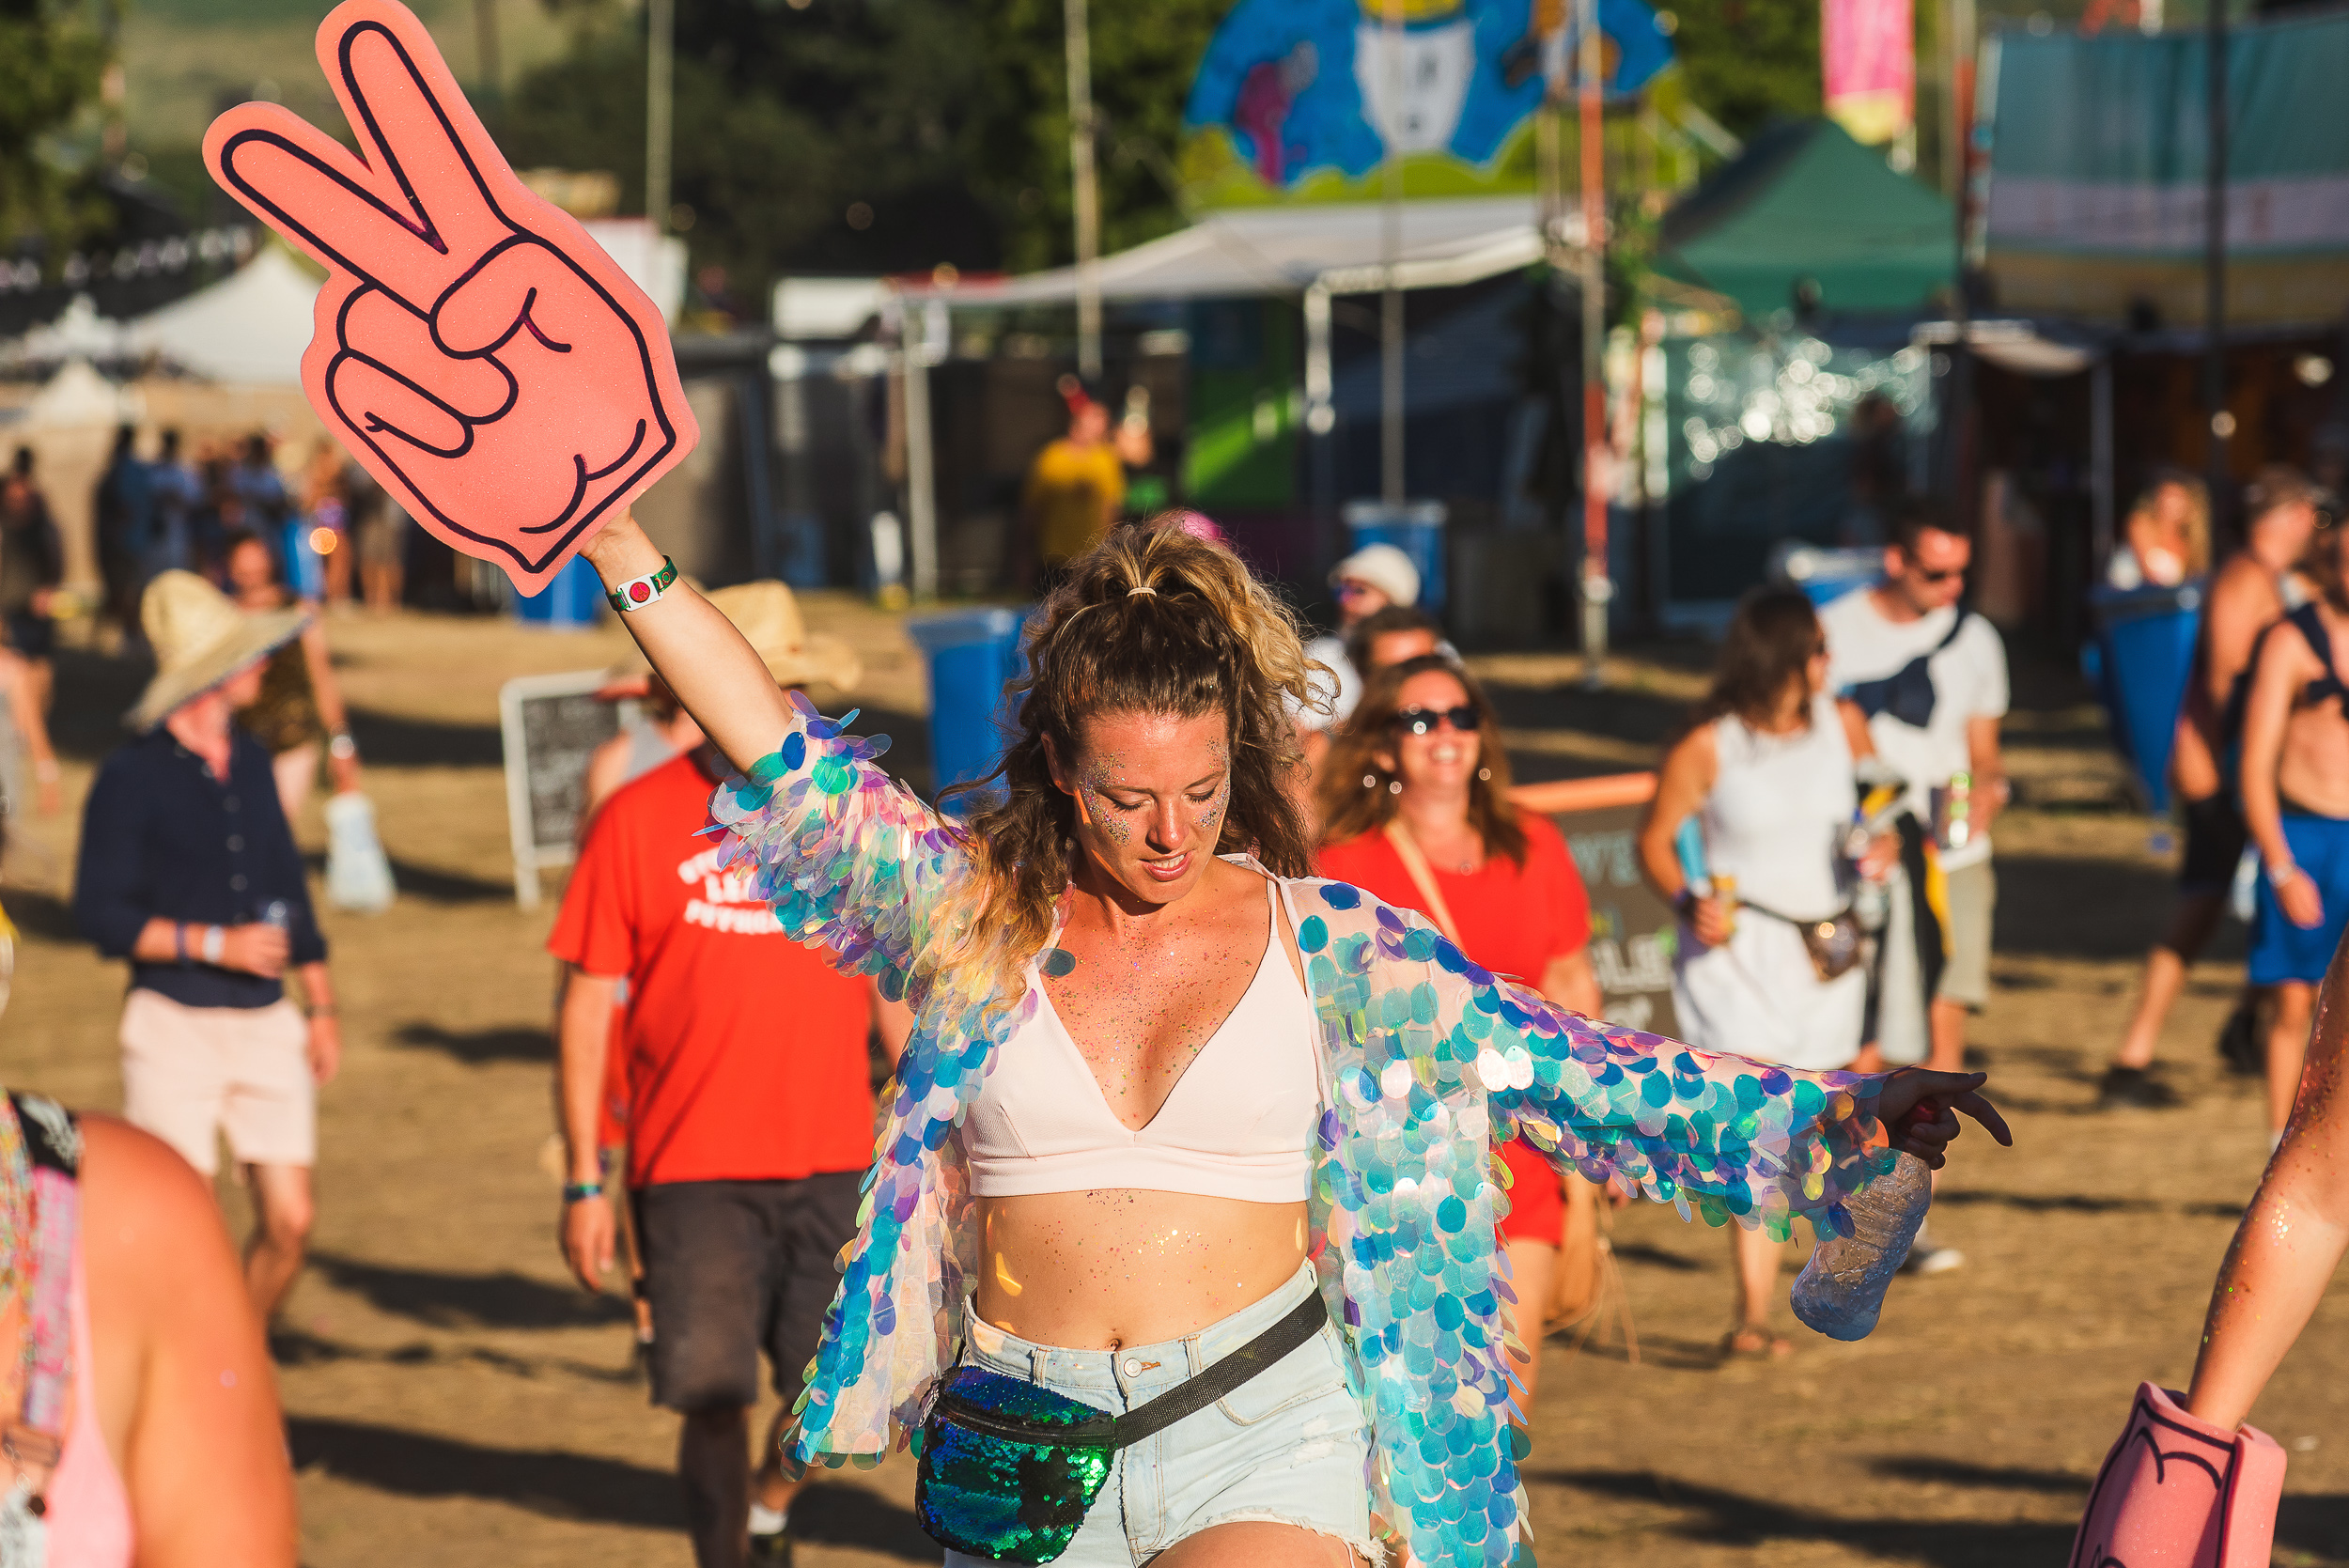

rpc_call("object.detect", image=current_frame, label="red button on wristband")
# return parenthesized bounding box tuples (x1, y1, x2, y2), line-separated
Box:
(609, 556, 679, 614)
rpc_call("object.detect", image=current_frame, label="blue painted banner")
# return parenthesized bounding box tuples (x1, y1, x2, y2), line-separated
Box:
(1181, 0, 1672, 206)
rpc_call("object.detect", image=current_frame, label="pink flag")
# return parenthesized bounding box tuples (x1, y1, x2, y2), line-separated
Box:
(1823, 0, 1915, 147)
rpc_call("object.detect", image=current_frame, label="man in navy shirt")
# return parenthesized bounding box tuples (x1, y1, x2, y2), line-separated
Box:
(76, 570, 342, 1322)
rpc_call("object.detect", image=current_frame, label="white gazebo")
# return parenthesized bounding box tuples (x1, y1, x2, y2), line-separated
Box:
(880, 196, 1554, 596)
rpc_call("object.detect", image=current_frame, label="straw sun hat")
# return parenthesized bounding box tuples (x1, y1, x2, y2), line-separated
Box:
(126, 570, 310, 732)
(598, 580, 862, 700)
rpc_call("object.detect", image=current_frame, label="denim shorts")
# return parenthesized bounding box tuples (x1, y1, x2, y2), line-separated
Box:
(941, 1262, 1375, 1566)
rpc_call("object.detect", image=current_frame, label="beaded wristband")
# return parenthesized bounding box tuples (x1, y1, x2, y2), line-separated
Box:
(607, 556, 679, 613)
(562, 1181, 604, 1203)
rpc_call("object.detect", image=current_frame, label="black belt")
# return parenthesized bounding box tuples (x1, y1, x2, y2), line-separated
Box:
(938, 1290, 1330, 1450)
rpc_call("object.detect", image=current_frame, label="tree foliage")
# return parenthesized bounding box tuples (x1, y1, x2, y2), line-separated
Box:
(0, 0, 113, 253)
(498, 0, 1221, 303)
(498, 0, 1817, 306)
(1662, 0, 1822, 140)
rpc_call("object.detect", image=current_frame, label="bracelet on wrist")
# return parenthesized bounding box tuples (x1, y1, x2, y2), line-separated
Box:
(201, 924, 226, 965)
(2267, 858, 2302, 890)
(607, 556, 679, 614)
(327, 731, 358, 761)
(174, 921, 189, 965)
(562, 1181, 604, 1203)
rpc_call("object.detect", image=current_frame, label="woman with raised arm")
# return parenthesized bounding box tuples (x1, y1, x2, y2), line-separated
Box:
(579, 510, 2008, 1568)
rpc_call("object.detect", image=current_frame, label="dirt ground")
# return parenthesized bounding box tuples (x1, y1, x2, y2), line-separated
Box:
(4, 603, 2343, 1568)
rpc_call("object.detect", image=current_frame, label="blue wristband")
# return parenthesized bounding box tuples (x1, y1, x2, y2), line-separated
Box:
(563, 1181, 604, 1203)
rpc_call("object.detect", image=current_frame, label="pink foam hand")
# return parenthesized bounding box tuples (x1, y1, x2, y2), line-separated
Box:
(202, 0, 697, 594)
(2068, 1383, 2286, 1568)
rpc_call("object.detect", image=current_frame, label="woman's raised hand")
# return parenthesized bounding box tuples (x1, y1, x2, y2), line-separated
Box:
(1874, 1068, 2013, 1169)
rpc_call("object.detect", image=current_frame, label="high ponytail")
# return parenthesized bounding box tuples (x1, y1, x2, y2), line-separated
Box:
(931, 517, 1319, 1007)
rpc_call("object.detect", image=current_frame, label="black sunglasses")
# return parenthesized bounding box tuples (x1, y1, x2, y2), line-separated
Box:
(1390, 703, 1482, 736)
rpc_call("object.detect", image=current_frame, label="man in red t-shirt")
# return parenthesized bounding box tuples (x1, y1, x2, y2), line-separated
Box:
(549, 586, 902, 1568)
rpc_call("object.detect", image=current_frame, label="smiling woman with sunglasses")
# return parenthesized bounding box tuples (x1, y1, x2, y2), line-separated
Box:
(1315, 655, 1613, 1429)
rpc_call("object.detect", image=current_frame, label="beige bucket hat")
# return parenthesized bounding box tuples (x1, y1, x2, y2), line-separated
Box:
(126, 570, 310, 732)
(599, 580, 862, 699)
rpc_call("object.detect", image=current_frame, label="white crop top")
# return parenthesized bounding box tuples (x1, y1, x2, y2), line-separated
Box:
(963, 881, 1322, 1203)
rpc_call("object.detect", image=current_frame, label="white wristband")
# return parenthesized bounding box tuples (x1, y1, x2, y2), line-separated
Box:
(2266, 859, 2301, 891)
(201, 924, 226, 965)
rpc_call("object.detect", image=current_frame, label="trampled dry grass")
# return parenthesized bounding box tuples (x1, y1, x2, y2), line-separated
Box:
(2, 607, 2340, 1566)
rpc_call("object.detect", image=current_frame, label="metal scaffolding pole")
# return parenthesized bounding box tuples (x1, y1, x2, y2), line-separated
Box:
(1379, 0, 1406, 506)
(646, 0, 673, 234)
(1065, 0, 1102, 380)
(2204, 0, 2231, 516)
(1577, 0, 1610, 685)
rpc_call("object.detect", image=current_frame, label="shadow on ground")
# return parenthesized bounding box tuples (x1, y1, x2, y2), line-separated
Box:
(1531, 1467, 2079, 1565)
(1993, 854, 2180, 962)
(287, 1417, 937, 1558)
(383, 856, 516, 905)
(347, 709, 503, 769)
(289, 1417, 678, 1528)
(390, 1021, 549, 1064)
(791, 1484, 938, 1561)
(2276, 1494, 2349, 1562)
(306, 1251, 625, 1330)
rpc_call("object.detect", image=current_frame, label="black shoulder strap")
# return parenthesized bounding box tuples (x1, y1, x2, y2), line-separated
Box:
(1934, 609, 1969, 654)
(2288, 601, 2332, 666)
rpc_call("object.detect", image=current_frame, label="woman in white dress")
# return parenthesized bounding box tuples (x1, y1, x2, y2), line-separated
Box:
(1640, 585, 1888, 1358)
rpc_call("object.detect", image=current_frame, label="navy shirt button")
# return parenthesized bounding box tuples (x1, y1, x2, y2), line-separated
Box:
(225, 796, 240, 812)
(230, 874, 248, 892)
(227, 834, 244, 852)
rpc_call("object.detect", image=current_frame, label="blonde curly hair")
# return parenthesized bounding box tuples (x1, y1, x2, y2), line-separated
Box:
(933, 518, 1321, 1005)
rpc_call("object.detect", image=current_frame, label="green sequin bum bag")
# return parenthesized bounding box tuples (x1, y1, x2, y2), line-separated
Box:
(914, 1291, 1329, 1564)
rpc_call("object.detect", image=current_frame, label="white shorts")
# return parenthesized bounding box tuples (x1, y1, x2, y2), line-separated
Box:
(119, 989, 314, 1174)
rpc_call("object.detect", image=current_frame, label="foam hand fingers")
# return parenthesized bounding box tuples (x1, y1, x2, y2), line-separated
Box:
(331, 287, 517, 441)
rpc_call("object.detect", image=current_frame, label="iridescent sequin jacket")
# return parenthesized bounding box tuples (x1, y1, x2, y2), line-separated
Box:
(709, 696, 1896, 1568)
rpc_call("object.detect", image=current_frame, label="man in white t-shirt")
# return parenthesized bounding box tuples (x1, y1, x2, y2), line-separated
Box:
(1821, 502, 2010, 1062)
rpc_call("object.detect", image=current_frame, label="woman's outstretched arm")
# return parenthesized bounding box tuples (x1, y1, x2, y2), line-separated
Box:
(2186, 932, 2349, 1431)
(582, 511, 797, 775)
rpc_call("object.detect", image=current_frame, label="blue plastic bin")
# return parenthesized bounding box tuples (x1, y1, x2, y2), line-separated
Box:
(1342, 501, 1447, 617)
(908, 607, 1030, 803)
(280, 520, 326, 599)
(1769, 542, 1882, 608)
(2090, 580, 2204, 815)
(513, 554, 607, 629)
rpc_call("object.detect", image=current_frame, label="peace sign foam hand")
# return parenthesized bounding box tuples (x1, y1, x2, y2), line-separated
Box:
(204, 0, 697, 594)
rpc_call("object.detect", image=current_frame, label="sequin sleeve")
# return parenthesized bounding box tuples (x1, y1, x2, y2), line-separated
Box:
(1456, 935, 1890, 1239)
(704, 689, 971, 1001)
(1307, 883, 1896, 1241)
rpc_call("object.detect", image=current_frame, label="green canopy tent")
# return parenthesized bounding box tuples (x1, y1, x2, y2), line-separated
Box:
(1656, 118, 1955, 323)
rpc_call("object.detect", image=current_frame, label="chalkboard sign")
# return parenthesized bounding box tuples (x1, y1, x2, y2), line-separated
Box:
(499, 669, 629, 908)
(1509, 774, 1679, 1039)
(1553, 802, 1680, 1040)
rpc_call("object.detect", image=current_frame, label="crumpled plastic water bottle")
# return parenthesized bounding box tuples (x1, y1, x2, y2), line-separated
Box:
(1790, 1152, 1932, 1341)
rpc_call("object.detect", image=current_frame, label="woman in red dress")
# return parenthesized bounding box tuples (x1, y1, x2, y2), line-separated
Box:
(1315, 653, 1607, 1426)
